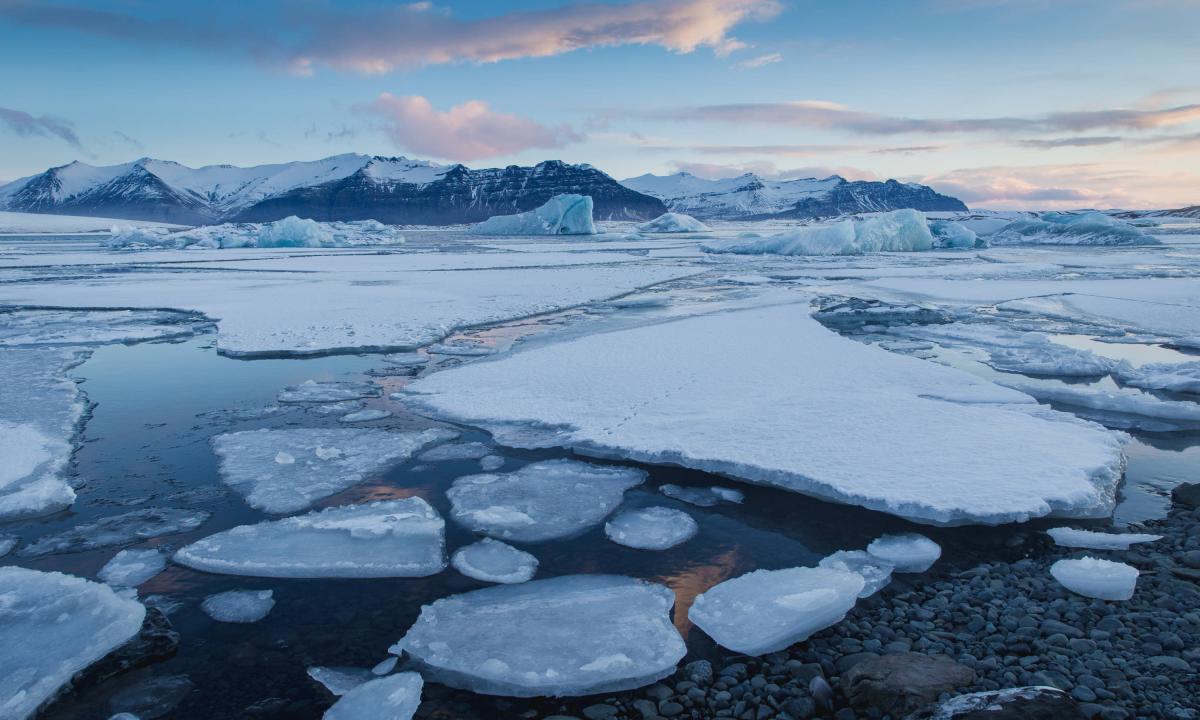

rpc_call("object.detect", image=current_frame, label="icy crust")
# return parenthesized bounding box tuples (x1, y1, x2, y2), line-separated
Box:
(403, 302, 1125, 526)
(1114, 360, 1200, 394)
(866, 534, 942, 573)
(451, 538, 539, 584)
(323, 672, 423, 720)
(635, 213, 711, 233)
(447, 460, 646, 542)
(174, 498, 446, 578)
(702, 210, 934, 256)
(470, 194, 597, 236)
(213, 428, 457, 514)
(0, 568, 146, 720)
(108, 216, 406, 249)
(990, 212, 1156, 246)
(98, 549, 166, 588)
(1046, 527, 1162, 550)
(688, 567, 865, 655)
(604, 507, 698, 550)
(201, 590, 275, 622)
(1050, 557, 1138, 600)
(391, 575, 685, 697)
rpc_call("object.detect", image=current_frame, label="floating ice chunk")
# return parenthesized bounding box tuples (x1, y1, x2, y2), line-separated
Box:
(323, 673, 423, 720)
(470, 194, 597, 236)
(339, 408, 392, 423)
(447, 460, 645, 542)
(1050, 557, 1138, 600)
(991, 212, 1155, 246)
(659, 484, 743, 507)
(451, 538, 539, 584)
(688, 567, 864, 655)
(308, 400, 365, 416)
(986, 333, 1115, 377)
(0, 567, 146, 720)
(213, 428, 457, 514)
(636, 213, 711, 233)
(174, 498, 445, 578)
(427, 343, 496, 356)
(605, 507, 697, 550)
(99, 549, 166, 588)
(419, 441, 493, 462)
(372, 656, 398, 675)
(479, 455, 505, 471)
(19, 507, 210, 557)
(278, 380, 381, 404)
(255, 216, 332, 247)
(391, 575, 684, 696)
(1114, 360, 1200, 394)
(308, 666, 374, 696)
(703, 210, 933, 256)
(1046, 527, 1162, 550)
(383, 353, 428, 368)
(0, 535, 16, 557)
(201, 589, 275, 622)
(929, 220, 980, 249)
(867, 534, 941, 573)
(819, 550, 895, 597)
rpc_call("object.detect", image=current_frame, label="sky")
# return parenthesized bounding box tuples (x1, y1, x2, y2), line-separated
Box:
(0, 0, 1198, 209)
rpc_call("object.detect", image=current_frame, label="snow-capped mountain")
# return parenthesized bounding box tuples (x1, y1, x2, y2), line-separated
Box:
(0, 155, 665, 225)
(621, 171, 967, 220)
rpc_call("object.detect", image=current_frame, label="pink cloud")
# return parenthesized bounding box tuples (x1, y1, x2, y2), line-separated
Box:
(916, 164, 1200, 210)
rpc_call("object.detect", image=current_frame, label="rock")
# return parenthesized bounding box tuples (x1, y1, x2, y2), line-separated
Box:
(683, 659, 713, 686)
(906, 685, 1086, 719)
(76, 607, 180, 687)
(1147, 655, 1190, 671)
(810, 676, 834, 713)
(583, 705, 619, 720)
(844, 653, 976, 715)
(1171, 482, 1200, 508)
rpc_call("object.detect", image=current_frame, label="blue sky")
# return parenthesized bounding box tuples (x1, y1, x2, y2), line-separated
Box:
(1, 0, 1198, 208)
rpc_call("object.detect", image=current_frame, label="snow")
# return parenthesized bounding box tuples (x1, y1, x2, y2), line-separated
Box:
(929, 220, 980, 249)
(1046, 527, 1162, 550)
(991, 212, 1156, 246)
(308, 666, 374, 696)
(635, 213, 712, 233)
(818, 550, 894, 597)
(201, 589, 275, 622)
(99, 549, 167, 588)
(402, 300, 1125, 526)
(1050, 557, 1138, 600)
(418, 441, 493, 462)
(688, 567, 865, 655)
(451, 538, 539, 584)
(213, 428, 457, 514)
(0, 210, 182, 235)
(1114, 360, 1200, 394)
(338, 408, 392, 423)
(470, 194, 597, 236)
(278, 380, 381, 403)
(604, 507, 698, 550)
(447, 459, 645, 542)
(107, 217, 406, 250)
(19, 507, 210, 557)
(866, 534, 942, 573)
(173, 498, 445, 578)
(323, 672, 423, 720)
(0, 567, 146, 720)
(659, 484, 744, 507)
(703, 210, 934, 256)
(391, 575, 685, 697)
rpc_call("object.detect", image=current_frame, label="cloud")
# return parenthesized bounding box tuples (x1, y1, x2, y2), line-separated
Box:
(670, 160, 878, 181)
(735, 52, 781, 69)
(363, 94, 582, 161)
(636, 142, 943, 156)
(0, 106, 83, 149)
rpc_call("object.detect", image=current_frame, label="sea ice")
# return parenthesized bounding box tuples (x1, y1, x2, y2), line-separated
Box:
(451, 538, 539, 584)
(391, 575, 685, 696)
(818, 550, 895, 597)
(703, 210, 933, 256)
(998, 381, 1200, 429)
(688, 567, 865, 655)
(338, 408, 392, 423)
(1050, 557, 1138, 600)
(470, 194, 597, 236)
(418, 441, 493, 462)
(323, 673, 423, 720)
(212, 428, 457, 513)
(990, 212, 1155, 246)
(604, 507, 698, 550)
(659, 484, 744, 507)
(636, 213, 711, 233)
(201, 589, 275, 622)
(173, 498, 445, 578)
(1046, 527, 1162, 550)
(308, 666, 374, 696)
(0, 567, 146, 720)
(278, 380, 381, 403)
(1114, 360, 1200, 394)
(19, 507, 210, 557)
(98, 549, 166, 588)
(867, 534, 942, 573)
(447, 459, 645, 542)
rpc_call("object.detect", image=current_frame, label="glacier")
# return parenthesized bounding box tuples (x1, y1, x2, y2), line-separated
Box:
(470, 194, 597, 236)
(451, 538, 539, 584)
(201, 589, 276, 622)
(323, 673, 423, 720)
(635, 212, 711, 233)
(604, 507, 698, 550)
(1050, 557, 1138, 600)
(703, 209, 934, 256)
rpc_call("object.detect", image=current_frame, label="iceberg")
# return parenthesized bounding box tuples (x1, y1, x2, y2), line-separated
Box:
(19, 507, 210, 557)
(391, 575, 685, 697)
(1114, 360, 1200, 394)
(469, 194, 597, 236)
(1046, 527, 1161, 550)
(447, 459, 645, 542)
(659, 484, 744, 507)
(929, 220, 980, 249)
(688, 567, 865, 655)
(1050, 557, 1138, 600)
(866, 534, 941, 573)
(818, 550, 894, 597)
(604, 507, 698, 550)
(0, 568, 146, 720)
(703, 209, 934, 256)
(98, 549, 166, 588)
(174, 498, 446, 578)
(278, 380, 382, 404)
(635, 213, 711, 233)
(323, 673, 423, 720)
(451, 538, 539, 584)
(201, 589, 275, 622)
(212, 428, 457, 514)
(308, 666, 374, 696)
(990, 212, 1156, 246)
(107, 216, 406, 250)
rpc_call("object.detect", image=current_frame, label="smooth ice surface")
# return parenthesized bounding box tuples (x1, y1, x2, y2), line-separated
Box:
(451, 538, 539, 584)
(213, 428, 456, 513)
(323, 673, 423, 720)
(0, 567, 146, 720)
(404, 301, 1125, 525)
(991, 213, 1155, 246)
(308, 666, 374, 696)
(1050, 557, 1138, 600)
(1047, 527, 1162, 550)
(108, 216, 406, 249)
(819, 550, 895, 597)
(867, 534, 942, 573)
(174, 498, 445, 578)
(1114, 360, 1200, 394)
(201, 590, 275, 622)
(99, 549, 167, 588)
(605, 507, 698, 550)
(636, 213, 711, 233)
(447, 460, 646, 542)
(470, 194, 596, 236)
(391, 575, 685, 697)
(19, 507, 210, 557)
(659, 484, 744, 507)
(704, 210, 933, 256)
(688, 567, 865, 655)
(338, 408, 392, 423)
(418, 441, 493, 462)
(278, 381, 381, 403)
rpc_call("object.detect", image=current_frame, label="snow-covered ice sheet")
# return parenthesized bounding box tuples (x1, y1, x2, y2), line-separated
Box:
(818, 550, 894, 597)
(19, 507, 210, 557)
(636, 213, 711, 234)
(604, 507, 698, 550)
(323, 673, 423, 720)
(427, 342, 496, 356)
(1046, 527, 1162, 550)
(213, 428, 456, 513)
(688, 567, 864, 655)
(98, 549, 167, 588)
(470, 194, 596, 236)
(0, 567, 146, 720)
(173, 498, 445, 578)
(201, 589, 276, 622)
(867, 534, 942, 573)
(1050, 557, 1138, 600)
(451, 538, 538, 584)
(391, 575, 685, 697)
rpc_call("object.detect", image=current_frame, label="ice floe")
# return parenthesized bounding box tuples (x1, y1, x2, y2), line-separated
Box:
(19, 507, 210, 557)
(201, 589, 276, 622)
(451, 538, 539, 584)
(703, 210, 933, 256)
(867, 534, 942, 573)
(323, 673, 423, 720)
(0, 567, 146, 720)
(659, 484, 744, 507)
(688, 567, 865, 655)
(278, 380, 381, 404)
(1046, 527, 1162, 550)
(99, 549, 167, 588)
(418, 441, 493, 462)
(108, 216, 406, 249)
(1114, 360, 1200, 394)
(818, 550, 895, 597)
(447, 459, 646, 542)
(174, 498, 445, 578)
(212, 428, 457, 513)
(470, 194, 597, 236)
(1050, 557, 1138, 600)
(479, 455, 506, 471)
(604, 507, 698, 550)
(636, 213, 711, 233)
(391, 575, 685, 696)
(308, 666, 373, 696)
(338, 408, 392, 423)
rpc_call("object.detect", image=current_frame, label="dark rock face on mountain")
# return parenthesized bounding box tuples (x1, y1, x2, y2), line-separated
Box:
(779, 179, 967, 219)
